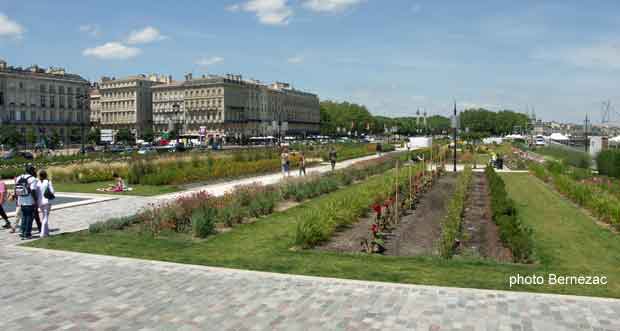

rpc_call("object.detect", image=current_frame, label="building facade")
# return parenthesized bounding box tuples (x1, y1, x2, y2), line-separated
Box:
(0, 60, 90, 146)
(152, 74, 320, 140)
(89, 84, 101, 127)
(99, 74, 170, 137)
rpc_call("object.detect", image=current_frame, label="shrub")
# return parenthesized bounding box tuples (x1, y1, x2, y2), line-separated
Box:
(438, 166, 473, 258)
(485, 166, 533, 262)
(191, 207, 216, 238)
(88, 216, 138, 233)
(596, 150, 620, 179)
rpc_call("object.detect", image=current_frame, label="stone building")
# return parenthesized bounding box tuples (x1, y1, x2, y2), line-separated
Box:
(152, 74, 320, 140)
(98, 74, 171, 138)
(0, 59, 90, 146)
(89, 84, 101, 127)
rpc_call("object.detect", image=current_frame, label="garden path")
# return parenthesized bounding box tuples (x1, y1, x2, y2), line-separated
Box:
(1, 245, 619, 330)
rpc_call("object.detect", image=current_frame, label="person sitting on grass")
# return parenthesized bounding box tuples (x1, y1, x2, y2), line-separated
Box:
(105, 173, 126, 192)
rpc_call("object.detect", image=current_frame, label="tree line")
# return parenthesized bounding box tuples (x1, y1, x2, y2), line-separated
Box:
(320, 101, 529, 137)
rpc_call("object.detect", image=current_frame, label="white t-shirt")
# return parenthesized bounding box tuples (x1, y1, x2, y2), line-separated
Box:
(15, 174, 37, 206)
(37, 179, 55, 206)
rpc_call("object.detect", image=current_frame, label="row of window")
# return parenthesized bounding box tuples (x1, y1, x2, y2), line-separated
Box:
(4, 110, 84, 122)
(101, 100, 135, 110)
(101, 113, 137, 124)
(101, 91, 136, 99)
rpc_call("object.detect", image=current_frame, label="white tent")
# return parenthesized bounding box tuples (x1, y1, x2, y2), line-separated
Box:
(610, 136, 620, 143)
(505, 134, 525, 140)
(549, 133, 569, 141)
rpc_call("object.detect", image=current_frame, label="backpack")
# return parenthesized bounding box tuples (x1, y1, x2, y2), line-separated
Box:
(14, 175, 33, 197)
(44, 181, 55, 200)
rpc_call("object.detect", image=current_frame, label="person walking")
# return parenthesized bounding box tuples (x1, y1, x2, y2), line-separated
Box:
(14, 164, 38, 240)
(36, 170, 55, 238)
(0, 180, 11, 229)
(329, 147, 337, 171)
(281, 148, 290, 177)
(299, 151, 307, 176)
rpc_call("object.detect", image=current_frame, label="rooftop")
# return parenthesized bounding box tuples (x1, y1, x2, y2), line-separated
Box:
(0, 60, 87, 83)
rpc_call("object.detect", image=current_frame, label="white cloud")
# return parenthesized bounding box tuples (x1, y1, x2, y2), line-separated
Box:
(83, 42, 141, 60)
(0, 13, 24, 38)
(126, 26, 166, 45)
(230, 0, 293, 26)
(79, 24, 101, 37)
(532, 41, 620, 70)
(196, 56, 224, 67)
(287, 55, 304, 64)
(302, 0, 363, 13)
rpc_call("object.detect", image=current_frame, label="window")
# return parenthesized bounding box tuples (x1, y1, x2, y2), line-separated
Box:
(19, 82, 24, 89)
(40, 95, 46, 107)
(20, 111, 26, 121)
(0, 91, 3, 105)
(50, 95, 55, 108)
(40, 84, 46, 93)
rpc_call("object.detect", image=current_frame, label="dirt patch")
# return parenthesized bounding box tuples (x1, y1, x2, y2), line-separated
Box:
(383, 173, 457, 256)
(458, 173, 512, 262)
(316, 173, 458, 256)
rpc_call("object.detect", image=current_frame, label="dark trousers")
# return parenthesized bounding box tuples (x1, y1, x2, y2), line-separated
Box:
(34, 208, 41, 230)
(0, 204, 8, 223)
(20, 205, 35, 237)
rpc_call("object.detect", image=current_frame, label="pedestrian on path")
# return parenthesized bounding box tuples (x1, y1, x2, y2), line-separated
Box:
(299, 151, 306, 176)
(0, 180, 11, 229)
(329, 147, 337, 171)
(281, 148, 290, 177)
(36, 170, 55, 238)
(14, 164, 38, 240)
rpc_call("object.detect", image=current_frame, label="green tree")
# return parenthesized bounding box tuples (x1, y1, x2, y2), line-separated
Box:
(88, 128, 101, 145)
(26, 129, 37, 146)
(115, 128, 135, 145)
(49, 131, 62, 150)
(140, 127, 154, 143)
(0, 125, 23, 148)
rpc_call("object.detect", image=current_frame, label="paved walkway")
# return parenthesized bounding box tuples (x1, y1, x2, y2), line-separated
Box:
(1, 154, 619, 330)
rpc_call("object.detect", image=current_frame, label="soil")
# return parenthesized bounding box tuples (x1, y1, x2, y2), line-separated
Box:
(317, 173, 459, 256)
(458, 173, 512, 262)
(383, 173, 457, 256)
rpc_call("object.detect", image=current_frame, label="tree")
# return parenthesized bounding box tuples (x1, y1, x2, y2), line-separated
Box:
(26, 129, 37, 146)
(88, 128, 101, 145)
(140, 127, 154, 143)
(0, 125, 23, 149)
(48, 131, 62, 150)
(115, 128, 135, 145)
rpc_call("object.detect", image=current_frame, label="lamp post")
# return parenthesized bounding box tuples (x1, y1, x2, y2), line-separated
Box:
(453, 101, 458, 173)
(76, 93, 88, 155)
(172, 103, 181, 144)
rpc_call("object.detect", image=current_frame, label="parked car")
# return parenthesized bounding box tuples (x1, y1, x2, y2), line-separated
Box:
(2, 150, 33, 160)
(137, 146, 156, 155)
(79, 146, 96, 154)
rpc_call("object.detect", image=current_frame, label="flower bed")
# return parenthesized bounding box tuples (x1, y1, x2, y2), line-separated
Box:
(88, 153, 409, 239)
(438, 166, 473, 258)
(485, 166, 533, 263)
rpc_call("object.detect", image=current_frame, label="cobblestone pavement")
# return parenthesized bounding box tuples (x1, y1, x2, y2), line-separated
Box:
(1, 247, 619, 331)
(1, 154, 620, 330)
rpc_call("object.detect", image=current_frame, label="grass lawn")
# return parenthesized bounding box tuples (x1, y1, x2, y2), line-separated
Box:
(29, 173, 619, 298)
(54, 182, 180, 197)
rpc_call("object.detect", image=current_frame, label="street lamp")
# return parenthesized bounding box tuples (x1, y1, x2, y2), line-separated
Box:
(76, 93, 88, 155)
(172, 103, 182, 144)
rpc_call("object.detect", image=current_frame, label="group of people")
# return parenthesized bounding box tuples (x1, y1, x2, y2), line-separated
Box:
(279, 147, 339, 177)
(0, 164, 55, 240)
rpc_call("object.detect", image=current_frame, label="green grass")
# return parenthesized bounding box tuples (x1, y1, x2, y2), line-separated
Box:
(54, 181, 180, 196)
(28, 173, 619, 298)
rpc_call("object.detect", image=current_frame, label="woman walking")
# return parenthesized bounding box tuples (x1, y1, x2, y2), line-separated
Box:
(299, 151, 307, 176)
(36, 170, 55, 238)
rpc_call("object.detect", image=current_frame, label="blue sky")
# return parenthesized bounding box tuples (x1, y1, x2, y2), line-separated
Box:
(2, 0, 620, 123)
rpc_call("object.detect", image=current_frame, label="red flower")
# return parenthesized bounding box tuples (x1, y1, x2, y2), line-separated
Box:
(372, 204, 382, 215)
(371, 223, 379, 234)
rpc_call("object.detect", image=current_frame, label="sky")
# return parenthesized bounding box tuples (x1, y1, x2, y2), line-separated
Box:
(1, 0, 620, 123)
